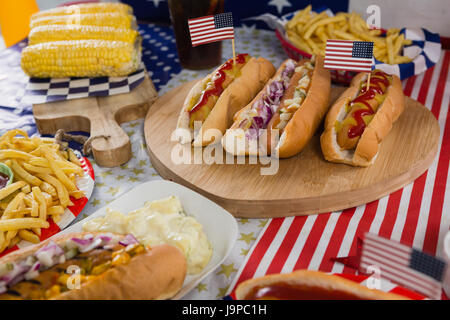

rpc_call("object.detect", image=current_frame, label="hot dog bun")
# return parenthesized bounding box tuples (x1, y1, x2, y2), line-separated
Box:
(275, 55, 330, 158)
(320, 72, 405, 167)
(0, 232, 187, 300)
(177, 56, 275, 147)
(222, 56, 331, 158)
(235, 270, 409, 300)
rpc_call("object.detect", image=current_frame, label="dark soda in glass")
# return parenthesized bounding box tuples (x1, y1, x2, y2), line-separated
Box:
(168, 0, 225, 70)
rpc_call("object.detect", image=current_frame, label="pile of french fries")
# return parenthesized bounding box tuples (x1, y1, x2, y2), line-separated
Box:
(0, 130, 85, 253)
(285, 5, 413, 65)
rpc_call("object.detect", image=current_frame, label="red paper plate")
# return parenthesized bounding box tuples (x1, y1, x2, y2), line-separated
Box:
(0, 153, 95, 258)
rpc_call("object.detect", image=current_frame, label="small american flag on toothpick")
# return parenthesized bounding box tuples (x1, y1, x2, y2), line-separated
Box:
(188, 12, 236, 64)
(324, 40, 374, 72)
(360, 233, 447, 300)
(324, 39, 374, 91)
(188, 12, 235, 47)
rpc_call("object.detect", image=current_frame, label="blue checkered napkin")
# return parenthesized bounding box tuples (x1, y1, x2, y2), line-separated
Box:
(22, 64, 146, 105)
(374, 28, 441, 80)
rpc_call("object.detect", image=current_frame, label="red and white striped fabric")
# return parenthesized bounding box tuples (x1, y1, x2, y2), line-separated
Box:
(229, 50, 450, 300)
(0, 154, 95, 258)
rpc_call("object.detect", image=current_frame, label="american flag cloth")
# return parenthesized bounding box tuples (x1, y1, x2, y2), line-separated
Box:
(360, 233, 447, 299)
(188, 12, 234, 47)
(324, 40, 374, 73)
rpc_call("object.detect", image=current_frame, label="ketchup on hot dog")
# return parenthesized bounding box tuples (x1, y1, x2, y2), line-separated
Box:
(188, 54, 249, 128)
(336, 70, 391, 150)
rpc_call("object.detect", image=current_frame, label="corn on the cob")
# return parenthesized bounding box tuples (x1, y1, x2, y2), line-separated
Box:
(28, 25, 139, 45)
(21, 40, 142, 78)
(30, 12, 136, 30)
(30, 3, 133, 22)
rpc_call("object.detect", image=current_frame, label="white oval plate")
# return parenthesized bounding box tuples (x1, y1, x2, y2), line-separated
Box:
(58, 179, 239, 300)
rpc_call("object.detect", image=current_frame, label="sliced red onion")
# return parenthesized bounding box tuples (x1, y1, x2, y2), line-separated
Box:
(70, 237, 91, 246)
(119, 234, 139, 246)
(36, 242, 65, 268)
(71, 237, 103, 253)
(1, 263, 28, 287)
(281, 59, 296, 79)
(96, 235, 112, 246)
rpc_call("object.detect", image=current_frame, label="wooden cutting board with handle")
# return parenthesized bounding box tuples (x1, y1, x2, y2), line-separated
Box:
(33, 73, 157, 167)
(144, 80, 440, 218)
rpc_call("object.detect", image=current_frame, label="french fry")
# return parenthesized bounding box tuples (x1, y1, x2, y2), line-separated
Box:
(386, 35, 395, 65)
(11, 160, 42, 186)
(10, 208, 32, 216)
(18, 229, 40, 244)
(0, 218, 49, 231)
(32, 186, 47, 221)
(31, 198, 39, 217)
(2, 192, 26, 219)
(7, 235, 20, 249)
(32, 227, 41, 237)
(41, 182, 57, 197)
(304, 15, 346, 39)
(68, 149, 81, 167)
(394, 55, 413, 64)
(22, 162, 53, 175)
(42, 192, 53, 206)
(0, 149, 35, 161)
(334, 30, 357, 41)
(69, 190, 85, 199)
(0, 181, 26, 201)
(0, 232, 5, 252)
(48, 206, 64, 215)
(21, 184, 31, 194)
(36, 174, 70, 207)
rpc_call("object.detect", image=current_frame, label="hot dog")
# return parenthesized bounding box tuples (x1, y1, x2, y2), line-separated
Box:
(176, 54, 276, 147)
(0, 232, 186, 300)
(222, 55, 331, 158)
(235, 270, 409, 300)
(320, 70, 405, 167)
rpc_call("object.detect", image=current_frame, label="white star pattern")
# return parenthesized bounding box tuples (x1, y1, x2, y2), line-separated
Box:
(147, 0, 165, 8)
(268, 0, 292, 15)
(240, 23, 257, 34)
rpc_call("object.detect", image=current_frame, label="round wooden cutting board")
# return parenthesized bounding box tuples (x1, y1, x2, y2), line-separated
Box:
(144, 80, 440, 218)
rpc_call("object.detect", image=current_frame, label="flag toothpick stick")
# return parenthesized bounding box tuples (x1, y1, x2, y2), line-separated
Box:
(232, 38, 236, 65)
(366, 72, 371, 91)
